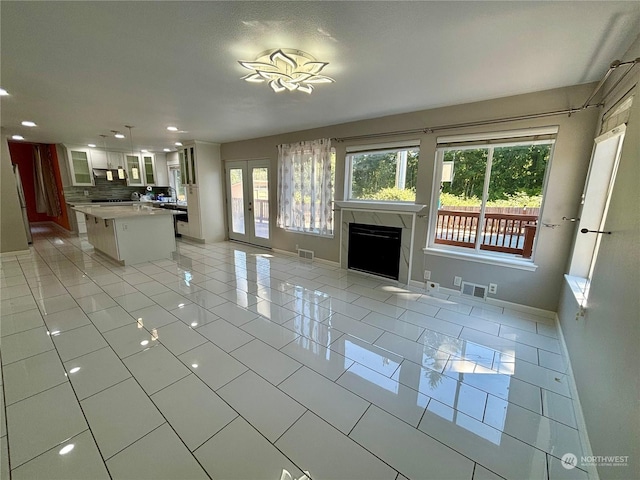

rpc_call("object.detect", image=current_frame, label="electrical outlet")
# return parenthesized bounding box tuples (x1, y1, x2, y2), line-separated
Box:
(424, 270, 431, 280)
(489, 283, 497, 294)
(427, 281, 439, 292)
(454, 276, 462, 287)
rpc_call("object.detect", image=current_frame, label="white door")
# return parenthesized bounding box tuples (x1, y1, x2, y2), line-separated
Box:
(226, 160, 271, 247)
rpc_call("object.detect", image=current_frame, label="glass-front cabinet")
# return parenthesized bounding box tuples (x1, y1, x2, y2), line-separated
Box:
(67, 147, 94, 186)
(126, 154, 143, 185)
(179, 145, 197, 185)
(142, 154, 155, 185)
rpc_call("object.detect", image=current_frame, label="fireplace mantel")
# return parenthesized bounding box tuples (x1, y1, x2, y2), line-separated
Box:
(334, 201, 427, 214)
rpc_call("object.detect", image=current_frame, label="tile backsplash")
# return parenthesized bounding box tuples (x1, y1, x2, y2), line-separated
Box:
(64, 177, 172, 202)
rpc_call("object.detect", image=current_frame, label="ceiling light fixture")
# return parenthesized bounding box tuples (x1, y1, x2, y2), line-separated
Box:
(12, 135, 24, 141)
(0, 88, 9, 96)
(167, 126, 178, 132)
(239, 48, 334, 94)
(88, 143, 96, 148)
(141, 149, 149, 153)
(21, 121, 37, 127)
(163, 148, 171, 152)
(111, 130, 125, 139)
(175, 142, 183, 146)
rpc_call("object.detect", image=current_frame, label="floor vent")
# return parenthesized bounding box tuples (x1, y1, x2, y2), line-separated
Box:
(297, 248, 314, 262)
(461, 281, 488, 300)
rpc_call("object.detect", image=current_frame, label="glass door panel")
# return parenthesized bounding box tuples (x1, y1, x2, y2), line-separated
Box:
(226, 160, 270, 247)
(252, 167, 269, 240)
(229, 168, 245, 234)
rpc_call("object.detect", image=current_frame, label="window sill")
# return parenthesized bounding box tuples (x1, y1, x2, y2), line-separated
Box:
(335, 201, 427, 213)
(281, 227, 334, 239)
(423, 246, 538, 271)
(564, 274, 588, 304)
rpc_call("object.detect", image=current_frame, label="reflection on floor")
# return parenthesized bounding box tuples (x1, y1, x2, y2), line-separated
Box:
(0, 225, 588, 479)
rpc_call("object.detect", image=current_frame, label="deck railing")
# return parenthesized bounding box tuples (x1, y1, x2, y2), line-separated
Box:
(435, 209, 538, 258)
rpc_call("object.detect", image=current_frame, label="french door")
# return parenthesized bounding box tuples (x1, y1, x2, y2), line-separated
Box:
(225, 160, 271, 248)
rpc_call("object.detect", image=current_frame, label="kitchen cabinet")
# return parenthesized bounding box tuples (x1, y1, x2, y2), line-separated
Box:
(66, 146, 94, 186)
(176, 219, 190, 236)
(107, 151, 125, 169)
(142, 153, 156, 185)
(125, 154, 143, 185)
(90, 149, 108, 169)
(178, 142, 225, 242)
(75, 205, 177, 264)
(76, 211, 87, 234)
(186, 185, 202, 239)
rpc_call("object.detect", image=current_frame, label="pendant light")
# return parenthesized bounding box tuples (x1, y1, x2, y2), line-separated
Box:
(125, 125, 139, 181)
(99, 134, 113, 181)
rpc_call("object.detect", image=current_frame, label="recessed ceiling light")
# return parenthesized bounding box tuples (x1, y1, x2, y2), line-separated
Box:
(0, 88, 9, 96)
(141, 149, 149, 153)
(88, 143, 96, 148)
(58, 444, 75, 455)
(21, 120, 37, 127)
(174, 142, 183, 146)
(167, 126, 178, 131)
(12, 135, 24, 141)
(114, 133, 125, 139)
(163, 148, 171, 152)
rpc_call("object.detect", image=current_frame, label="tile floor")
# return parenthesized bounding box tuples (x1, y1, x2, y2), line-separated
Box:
(0, 225, 589, 479)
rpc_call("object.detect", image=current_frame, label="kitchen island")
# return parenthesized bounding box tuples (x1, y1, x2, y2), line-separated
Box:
(72, 204, 182, 265)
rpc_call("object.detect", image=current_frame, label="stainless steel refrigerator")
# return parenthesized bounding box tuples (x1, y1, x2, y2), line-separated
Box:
(13, 164, 32, 244)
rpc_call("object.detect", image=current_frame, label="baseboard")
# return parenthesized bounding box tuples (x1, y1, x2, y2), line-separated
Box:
(272, 248, 341, 268)
(0, 248, 31, 257)
(408, 280, 556, 319)
(555, 314, 599, 480)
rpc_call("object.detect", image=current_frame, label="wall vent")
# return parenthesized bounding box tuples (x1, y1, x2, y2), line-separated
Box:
(461, 281, 488, 300)
(297, 249, 314, 262)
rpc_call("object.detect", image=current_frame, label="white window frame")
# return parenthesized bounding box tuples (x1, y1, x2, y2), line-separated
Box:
(566, 123, 626, 305)
(426, 128, 557, 266)
(345, 140, 420, 203)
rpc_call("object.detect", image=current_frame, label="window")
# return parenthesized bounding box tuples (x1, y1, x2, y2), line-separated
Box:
(346, 143, 419, 202)
(428, 129, 556, 261)
(168, 166, 186, 202)
(276, 139, 335, 236)
(567, 123, 627, 304)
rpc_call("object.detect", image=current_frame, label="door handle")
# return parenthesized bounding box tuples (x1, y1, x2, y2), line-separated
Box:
(580, 228, 612, 234)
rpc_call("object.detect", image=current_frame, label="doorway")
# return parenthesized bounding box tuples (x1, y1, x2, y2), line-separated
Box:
(225, 160, 271, 248)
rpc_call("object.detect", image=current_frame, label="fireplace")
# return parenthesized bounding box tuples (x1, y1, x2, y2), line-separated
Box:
(348, 223, 402, 280)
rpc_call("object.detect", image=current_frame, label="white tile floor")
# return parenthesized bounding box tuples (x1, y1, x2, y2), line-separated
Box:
(0, 225, 590, 479)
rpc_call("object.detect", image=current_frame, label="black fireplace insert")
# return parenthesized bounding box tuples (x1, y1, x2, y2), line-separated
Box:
(348, 223, 402, 280)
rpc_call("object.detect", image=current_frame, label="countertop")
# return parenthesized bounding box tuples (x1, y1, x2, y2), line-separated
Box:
(72, 204, 184, 220)
(67, 200, 188, 210)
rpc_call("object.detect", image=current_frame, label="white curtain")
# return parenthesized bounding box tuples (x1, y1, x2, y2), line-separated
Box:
(277, 138, 333, 235)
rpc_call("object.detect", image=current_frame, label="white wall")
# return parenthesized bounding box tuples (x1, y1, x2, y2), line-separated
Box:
(557, 35, 640, 479)
(221, 83, 599, 310)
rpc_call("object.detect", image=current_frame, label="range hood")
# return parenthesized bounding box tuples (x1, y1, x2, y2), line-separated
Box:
(92, 168, 127, 181)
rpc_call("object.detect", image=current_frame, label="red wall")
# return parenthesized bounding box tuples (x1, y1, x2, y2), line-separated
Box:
(8, 142, 70, 230)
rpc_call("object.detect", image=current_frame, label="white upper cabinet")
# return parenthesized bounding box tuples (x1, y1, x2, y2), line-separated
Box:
(107, 151, 124, 169)
(141, 153, 156, 185)
(125, 154, 143, 185)
(179, 145, 197, 185)
(66, 146, 94, 186)
(90, 148, 108, 169)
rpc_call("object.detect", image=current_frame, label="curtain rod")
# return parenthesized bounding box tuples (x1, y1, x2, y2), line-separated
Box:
(333, 57, 639, 144)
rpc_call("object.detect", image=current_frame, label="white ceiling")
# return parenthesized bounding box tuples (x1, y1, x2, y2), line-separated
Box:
(2, 1, 639, 152)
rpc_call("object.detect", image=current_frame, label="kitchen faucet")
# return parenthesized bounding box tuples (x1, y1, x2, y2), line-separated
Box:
(165, 186, 177, 203)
